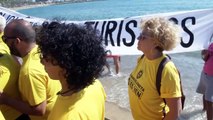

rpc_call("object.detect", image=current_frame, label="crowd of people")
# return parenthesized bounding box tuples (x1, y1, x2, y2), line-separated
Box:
(0, 15, 212, 120)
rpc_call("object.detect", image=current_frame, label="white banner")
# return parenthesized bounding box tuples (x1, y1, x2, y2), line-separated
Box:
(1, 6, 213, 55)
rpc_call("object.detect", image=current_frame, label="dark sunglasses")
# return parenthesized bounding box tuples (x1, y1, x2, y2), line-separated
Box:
(1, 35, 17, 43)
(137, 33, 153, 41)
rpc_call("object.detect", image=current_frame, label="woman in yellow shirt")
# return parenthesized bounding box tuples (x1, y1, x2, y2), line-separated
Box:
(128, 17, 182, 120)
(37, 22, 106, 120)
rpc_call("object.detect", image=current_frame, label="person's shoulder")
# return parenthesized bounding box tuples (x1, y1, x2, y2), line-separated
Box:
(90, 79, 104, 88)
(0, 42, 10, 54)
(86, 79, 105, 96)
(22, 57, 46, 76)
(162, 57, 178, 72)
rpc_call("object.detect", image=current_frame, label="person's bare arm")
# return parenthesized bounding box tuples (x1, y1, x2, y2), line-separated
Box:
(163, 97, 182, 120)
(0, 92, 46, 116)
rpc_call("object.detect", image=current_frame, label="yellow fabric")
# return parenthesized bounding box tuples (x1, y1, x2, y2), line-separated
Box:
(19, 46, 61, 120)
(0, 112, 5, 120)
(0, 40, 22, 119)
(128, 54, 181, 120)
(0, 33, 10, 54)
(48, 80, 106, 120)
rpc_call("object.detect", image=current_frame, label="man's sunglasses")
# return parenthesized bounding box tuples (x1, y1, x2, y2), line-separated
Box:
(1, 35, 17, 43)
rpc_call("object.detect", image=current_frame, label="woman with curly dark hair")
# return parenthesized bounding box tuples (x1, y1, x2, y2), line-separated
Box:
(37, 21, 107, 120)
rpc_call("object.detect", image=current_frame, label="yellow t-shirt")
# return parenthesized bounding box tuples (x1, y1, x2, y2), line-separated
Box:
(19, 46, 61, 120)
(128, 55, 181, 120)
(0, 33, 10, 54)
(0, 112, 5, 120)
(0, 41, 22, 119)
(48, 80, 106, 120)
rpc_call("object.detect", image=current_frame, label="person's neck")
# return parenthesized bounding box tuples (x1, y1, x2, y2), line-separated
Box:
(57, 89, 74, 96)
(58, 79, 75, 96)
(21, 43, 36, 57)
(145, 51, 163, 60)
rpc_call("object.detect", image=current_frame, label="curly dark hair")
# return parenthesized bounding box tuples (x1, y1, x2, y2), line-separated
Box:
(37, 21, 106, 92)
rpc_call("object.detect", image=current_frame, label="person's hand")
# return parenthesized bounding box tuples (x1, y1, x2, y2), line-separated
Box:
(201, 49, 209, 61)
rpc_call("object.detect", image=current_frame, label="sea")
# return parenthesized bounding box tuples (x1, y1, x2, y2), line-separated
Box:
(18, 0, 213, 120)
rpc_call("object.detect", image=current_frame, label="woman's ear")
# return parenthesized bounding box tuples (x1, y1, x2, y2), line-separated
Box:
(152, 41, 159, 49)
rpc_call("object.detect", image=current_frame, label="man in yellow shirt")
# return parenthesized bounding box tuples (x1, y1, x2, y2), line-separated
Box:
(0, 16, 27, 120)
(0, 19, 61, 120)
(0, 42, 23, 120)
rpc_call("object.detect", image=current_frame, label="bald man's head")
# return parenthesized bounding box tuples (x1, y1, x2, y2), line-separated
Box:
(5, 19, 36, 43)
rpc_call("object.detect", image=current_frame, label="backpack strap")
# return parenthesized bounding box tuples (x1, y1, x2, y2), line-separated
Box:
(156, 56, 171, 95)
(156, 55, 185, 117)
(141, 54, 170, 97)
(177, 71, 185, 109)
(156, 55, 171, 117)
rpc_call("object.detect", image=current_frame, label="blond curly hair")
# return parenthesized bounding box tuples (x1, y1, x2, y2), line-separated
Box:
(140, 17, 180, 51)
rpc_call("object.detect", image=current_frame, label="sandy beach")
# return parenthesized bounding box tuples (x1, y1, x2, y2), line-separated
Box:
(105, 102, 133, 120)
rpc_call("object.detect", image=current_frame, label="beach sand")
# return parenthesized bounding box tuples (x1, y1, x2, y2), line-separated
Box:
(105, 102, 133, 120)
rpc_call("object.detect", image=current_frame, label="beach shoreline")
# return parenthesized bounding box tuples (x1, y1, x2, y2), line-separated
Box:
(105, 101, 133, 120)
(6, 0, 96, 11)
(10, 3, 53, 11)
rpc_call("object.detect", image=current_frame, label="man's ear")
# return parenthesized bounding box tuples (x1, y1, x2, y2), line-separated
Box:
(15, 37, 22, 45)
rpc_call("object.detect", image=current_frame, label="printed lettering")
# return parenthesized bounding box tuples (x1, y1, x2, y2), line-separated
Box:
(134, 87, 142, 98)
(104, 21, 117, 46)
(94, 21, 99, 30)
(123, 20, 137, 47)
(181, 17, 195, 48)
(169, 17, 195, 48)
(129, 75, 145, 98)
(6, 15, 19, 23)
(116, 20, 124, 46)
(84, 21, 96, 27)
(0, 12, 6, 17)
(101, 21, 106, 40)
(169, 17, 178, 24)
